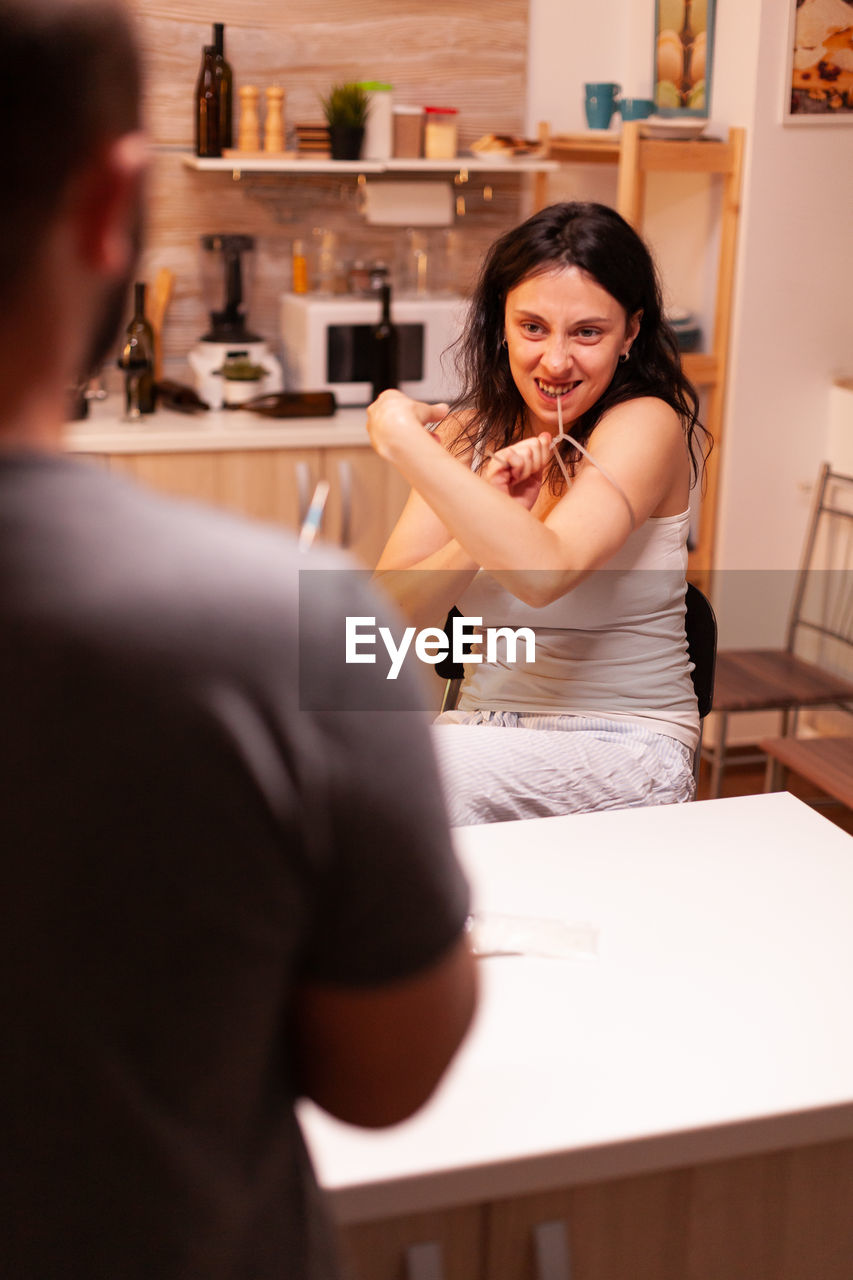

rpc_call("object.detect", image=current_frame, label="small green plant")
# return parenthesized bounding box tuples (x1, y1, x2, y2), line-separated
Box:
(319, 81, 369, 130)
(219, 357, 267, 381)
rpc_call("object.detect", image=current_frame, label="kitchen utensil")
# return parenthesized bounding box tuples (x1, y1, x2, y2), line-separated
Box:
(298, 479, 331, 552)
(188, 234, 283, 409)
(264, 86, 285, 152)
(148, 266, 174, 381)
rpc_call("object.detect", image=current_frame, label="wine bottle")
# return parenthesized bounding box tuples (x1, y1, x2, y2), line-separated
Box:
(194, 44, 220, 157)
(371, 282, 398, 401)
(118, 282, 156, 416)
(212, 23, 233, 150)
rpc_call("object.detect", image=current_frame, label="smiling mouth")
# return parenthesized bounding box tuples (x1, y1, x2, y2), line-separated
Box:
(535, 378, 580, 399)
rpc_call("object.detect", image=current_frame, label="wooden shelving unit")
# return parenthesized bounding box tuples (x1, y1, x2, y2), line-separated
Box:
(535, 120, 746, 583)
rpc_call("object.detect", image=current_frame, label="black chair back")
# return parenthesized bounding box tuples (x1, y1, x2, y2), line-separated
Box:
(685, 581, 717, 718)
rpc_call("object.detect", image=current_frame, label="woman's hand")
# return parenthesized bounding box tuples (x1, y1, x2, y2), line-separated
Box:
(483, 432, 552, 510)
(367, 390, 450, 461)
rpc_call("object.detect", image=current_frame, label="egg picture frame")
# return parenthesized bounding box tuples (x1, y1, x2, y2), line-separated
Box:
(653, 0, 716, 117)
(783, 0, 853, 124)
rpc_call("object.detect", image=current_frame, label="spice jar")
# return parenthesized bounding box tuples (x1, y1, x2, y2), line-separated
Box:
(392, 105, 424, 158)
(424, 106, 458, 159)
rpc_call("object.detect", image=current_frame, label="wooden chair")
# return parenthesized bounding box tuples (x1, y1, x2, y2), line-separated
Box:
(760, 734, 853, 810)
(437, 582, 717, 788)
(704, 463, 853, 798)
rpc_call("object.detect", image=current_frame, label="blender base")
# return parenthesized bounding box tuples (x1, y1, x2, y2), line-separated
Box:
(188, 340, 284, 410)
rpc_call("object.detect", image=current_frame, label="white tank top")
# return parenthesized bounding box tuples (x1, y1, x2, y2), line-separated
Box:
(455, 508, 699, 750)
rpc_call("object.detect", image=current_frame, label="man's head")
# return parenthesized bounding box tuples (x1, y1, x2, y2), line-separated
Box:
(0, 0, 145, 426)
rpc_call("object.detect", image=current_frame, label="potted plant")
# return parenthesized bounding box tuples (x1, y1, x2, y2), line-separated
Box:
(218, 355, 269, 405)
(320, 81, 369, 161)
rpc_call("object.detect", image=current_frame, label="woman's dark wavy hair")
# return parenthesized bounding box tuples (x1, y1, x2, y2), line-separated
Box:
(449, 201, 710, 491)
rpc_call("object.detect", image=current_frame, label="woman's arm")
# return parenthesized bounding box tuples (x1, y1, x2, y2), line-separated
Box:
(373, 405, 481, 628)
(368, 391, 688, 609)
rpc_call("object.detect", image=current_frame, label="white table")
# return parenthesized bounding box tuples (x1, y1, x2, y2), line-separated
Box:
(301, 793, 853, 1279)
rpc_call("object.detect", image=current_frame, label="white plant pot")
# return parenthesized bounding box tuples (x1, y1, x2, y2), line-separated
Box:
(223, 379, 263, 406)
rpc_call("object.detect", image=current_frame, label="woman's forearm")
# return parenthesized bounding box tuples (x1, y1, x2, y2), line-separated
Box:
(374, 541, 479, 630)
(376, 420, 588, 606)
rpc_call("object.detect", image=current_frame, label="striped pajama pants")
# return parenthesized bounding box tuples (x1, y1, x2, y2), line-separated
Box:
(431, 709, 695, 827)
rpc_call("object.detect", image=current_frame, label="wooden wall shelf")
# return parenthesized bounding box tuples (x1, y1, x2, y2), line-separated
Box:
(180, 153, 559, 179)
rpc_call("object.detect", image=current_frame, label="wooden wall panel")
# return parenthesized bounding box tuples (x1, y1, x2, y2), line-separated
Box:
(131, 1, 528, 148)
(124, 1, 530, 379)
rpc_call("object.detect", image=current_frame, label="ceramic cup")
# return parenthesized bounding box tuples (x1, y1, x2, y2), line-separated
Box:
(618, 97, 656, 121)
(584, 82, 621, 129)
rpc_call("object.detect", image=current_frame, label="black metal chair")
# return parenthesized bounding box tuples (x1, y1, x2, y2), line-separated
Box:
(438, 582, 717, 788)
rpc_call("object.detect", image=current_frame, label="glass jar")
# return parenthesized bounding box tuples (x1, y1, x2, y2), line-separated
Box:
(424, 106, 458, 160)
(392, 105, 424, 158)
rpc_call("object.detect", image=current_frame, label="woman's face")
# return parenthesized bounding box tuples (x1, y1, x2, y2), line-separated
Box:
(503, 265, 640, 435)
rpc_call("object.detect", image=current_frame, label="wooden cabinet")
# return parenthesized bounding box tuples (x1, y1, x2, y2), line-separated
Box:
(337, 1137, 853, 1280)
(535, 121, 746, 587)
(323, 445, 411, 567)
(341, 1205, 484, 1280)
(101, 444, 409, 568)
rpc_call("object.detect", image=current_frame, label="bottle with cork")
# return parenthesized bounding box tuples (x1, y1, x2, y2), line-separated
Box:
(212, 23, 233, 149)
(118, 282, 156, 418)
(194, 44, 220, 157)
(371, 283, 398, 401)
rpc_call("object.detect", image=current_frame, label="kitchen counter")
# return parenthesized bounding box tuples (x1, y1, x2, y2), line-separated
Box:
(64, 395, 409, 566)
(301, 792, 853, 1227)
(66, 396, 371, 454)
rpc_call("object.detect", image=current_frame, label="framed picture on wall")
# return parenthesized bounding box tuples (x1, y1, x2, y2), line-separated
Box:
(653, 0, 716, 117)
(783, 0, 853, 122)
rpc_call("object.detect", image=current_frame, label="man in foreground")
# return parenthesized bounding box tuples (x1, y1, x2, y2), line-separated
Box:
(0, 3, 476, 1275)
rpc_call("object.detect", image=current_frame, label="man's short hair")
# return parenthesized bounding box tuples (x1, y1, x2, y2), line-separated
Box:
(0, 0, 141, 305)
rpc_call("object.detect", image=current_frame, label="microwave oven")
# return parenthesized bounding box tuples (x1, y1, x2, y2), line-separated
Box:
(280, 292, 469, 406)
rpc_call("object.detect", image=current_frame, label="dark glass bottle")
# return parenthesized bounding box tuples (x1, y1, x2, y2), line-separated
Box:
(194, 44, 220, 157)
(212, 23, 233, 150)
(118, 282, 156, 416)
(371, 283, 398, 401)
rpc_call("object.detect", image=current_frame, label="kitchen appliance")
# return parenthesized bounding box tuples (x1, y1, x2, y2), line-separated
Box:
(188, 234, 283, 409)
(280, 292, 468, 407)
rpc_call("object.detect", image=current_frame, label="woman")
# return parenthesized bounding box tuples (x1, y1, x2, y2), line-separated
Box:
(367, 201, 710, 825)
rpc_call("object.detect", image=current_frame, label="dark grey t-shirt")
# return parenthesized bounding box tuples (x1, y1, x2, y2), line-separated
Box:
(0, 452, 469, 1279)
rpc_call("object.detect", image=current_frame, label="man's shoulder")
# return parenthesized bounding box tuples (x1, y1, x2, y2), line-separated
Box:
(1, 450, 374, 670)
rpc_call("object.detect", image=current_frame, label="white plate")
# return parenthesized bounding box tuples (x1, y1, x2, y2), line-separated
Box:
(464, 148, 514, 163)
(640, 117, 708, 140)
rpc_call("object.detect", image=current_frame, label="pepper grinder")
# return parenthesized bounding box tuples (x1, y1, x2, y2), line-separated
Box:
(238, 85, 260, 151)
(264, 86, 286, 152)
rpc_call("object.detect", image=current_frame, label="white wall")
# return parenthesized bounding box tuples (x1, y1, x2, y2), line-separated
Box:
(526, 0, 629, 134)
(527, 0, 853, 641)
(526, 0, 712, 337)
(712, 0, 853, 577)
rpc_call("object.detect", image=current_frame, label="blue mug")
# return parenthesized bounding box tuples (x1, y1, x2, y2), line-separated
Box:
(584, 82, 621, 129)
(619, 97, 655, 121)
